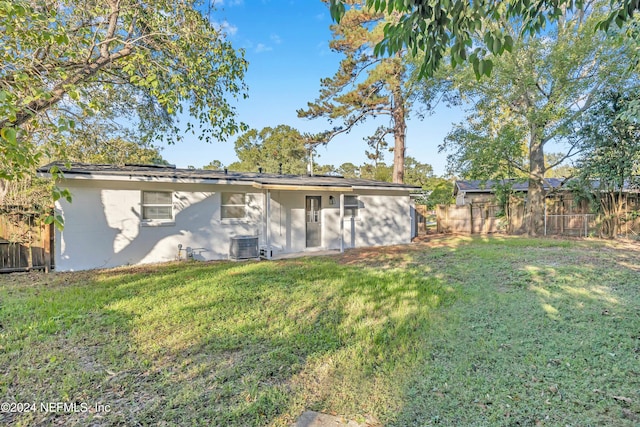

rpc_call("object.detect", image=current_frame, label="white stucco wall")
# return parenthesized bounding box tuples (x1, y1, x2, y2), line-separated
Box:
(267, 190, 412, 256)
(54, 179, 413, 271)
(342, 190, 412, 248)
(55, 179, 263, 271)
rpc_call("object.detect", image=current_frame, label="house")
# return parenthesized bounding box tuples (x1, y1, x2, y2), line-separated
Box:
(454, 179, 566, 205)
(38, 163, 420, 271)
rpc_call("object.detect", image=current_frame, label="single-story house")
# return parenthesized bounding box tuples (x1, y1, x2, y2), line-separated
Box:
(38, 163, 420, 271)
(454, 179, 566, 206)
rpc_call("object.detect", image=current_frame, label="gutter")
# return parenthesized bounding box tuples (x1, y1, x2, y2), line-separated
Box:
(38, 172, 252, 186)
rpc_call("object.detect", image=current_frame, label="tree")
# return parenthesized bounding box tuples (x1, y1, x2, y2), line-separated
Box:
(403, 156, 434, 187)
(400, 156, 454, 208)
(335, 156, 436, 185)
(364, 126, 391, 168)
(571, 91, 640, 237)
(329, 0, 639, 79)
(423, 178, 454, 208)
(227, 125, 309, 174)
(336, 162, 361, 178)
(439, 4, 638, 235)
(203, 160, 225, 170)
(544, 153, 575, 178)
(1, 0, 247, 181)
(359, 162, 393, 181)
(298, 0, 413, 183)
(65, 138, 166, 166)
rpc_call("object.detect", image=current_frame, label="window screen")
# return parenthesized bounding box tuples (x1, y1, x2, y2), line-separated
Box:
(142, 191, 173, 220)
(344, 195, 359, 218)
(221, 192, 246, 219)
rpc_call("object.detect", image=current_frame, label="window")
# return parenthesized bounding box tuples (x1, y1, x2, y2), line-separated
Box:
(142, 191, 173, 220)
(221, 192, 246, 219)
(344, 195, 359, 218)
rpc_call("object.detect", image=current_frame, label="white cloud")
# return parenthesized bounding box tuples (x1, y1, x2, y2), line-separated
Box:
(212, 20, 238, 36)
(255, 43, 273, 53)
(270, 34, 282, 44)
(212, 0, 244, 6)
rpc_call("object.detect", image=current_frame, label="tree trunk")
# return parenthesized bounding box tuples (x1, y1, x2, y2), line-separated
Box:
(526, 128, 546, 236)
(391, 75, 406, 184)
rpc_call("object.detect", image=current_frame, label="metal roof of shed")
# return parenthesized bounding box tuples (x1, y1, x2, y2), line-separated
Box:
(454, 178, 566, 194)
(454, 178, 640, 195)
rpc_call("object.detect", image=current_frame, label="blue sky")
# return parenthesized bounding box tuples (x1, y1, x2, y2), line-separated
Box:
(161, 0, 465, 176)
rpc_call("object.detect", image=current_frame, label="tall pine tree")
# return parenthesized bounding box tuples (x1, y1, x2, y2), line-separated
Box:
(298, 0, 411, 183)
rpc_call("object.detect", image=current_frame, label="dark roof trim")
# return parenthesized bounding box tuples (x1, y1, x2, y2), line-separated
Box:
(37, 162, 421, 191)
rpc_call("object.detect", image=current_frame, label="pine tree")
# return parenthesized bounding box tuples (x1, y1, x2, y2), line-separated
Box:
(298, 1, 410, 183)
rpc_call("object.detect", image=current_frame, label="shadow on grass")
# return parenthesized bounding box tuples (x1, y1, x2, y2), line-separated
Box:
(0, 257, 457, 426)
(388, 237, 640, 426)
(2, 236, 638, 426)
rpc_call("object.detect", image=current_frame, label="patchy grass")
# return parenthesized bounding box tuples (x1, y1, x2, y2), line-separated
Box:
(0, 235, 639, 426)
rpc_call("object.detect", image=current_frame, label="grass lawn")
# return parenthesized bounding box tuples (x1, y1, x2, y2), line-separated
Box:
(1, 235, 639, 426)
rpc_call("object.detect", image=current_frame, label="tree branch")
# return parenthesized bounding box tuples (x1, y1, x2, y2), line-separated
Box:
(1, 46, 133, 130)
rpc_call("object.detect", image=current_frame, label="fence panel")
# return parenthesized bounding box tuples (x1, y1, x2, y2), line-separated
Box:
(436, 196, 638, 237)
(414, 205, 436, 235)
(438, 205, 470, 233)
(544, 214, 596, 237)
(506, 201, 525, 234)
(437, 204, 502, 234)
(0, 212, 53, 272)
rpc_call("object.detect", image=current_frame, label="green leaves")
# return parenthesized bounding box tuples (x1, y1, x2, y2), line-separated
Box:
(330, 0, 346, 22)
(1, 127, 17, 145)
(1, 0, 247, 181)
(229, 125, 309, 174)
(469, 53, 494, 80)
(440, 0, 638, 235)
(43, 213, 64, 230)
(330, 0, 639, 80)
(52, 186, 72, 204)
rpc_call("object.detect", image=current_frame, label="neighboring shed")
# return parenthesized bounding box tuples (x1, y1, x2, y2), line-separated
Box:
(453, 179, 567, 206)
(38, 163, 420, 271)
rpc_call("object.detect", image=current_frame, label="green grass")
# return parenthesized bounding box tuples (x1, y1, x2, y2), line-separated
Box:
(0, 236, 638, 426)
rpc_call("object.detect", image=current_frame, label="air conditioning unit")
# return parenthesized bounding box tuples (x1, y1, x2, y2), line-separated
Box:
(229, 235, 259, 260)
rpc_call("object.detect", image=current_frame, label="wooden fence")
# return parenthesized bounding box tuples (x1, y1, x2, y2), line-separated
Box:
(0, 211, 54, 272)
(437, 195, 640, 237)
(437, 204, 505, 234)
(544, 214, 597, 237)
(414, 205, 435, 235)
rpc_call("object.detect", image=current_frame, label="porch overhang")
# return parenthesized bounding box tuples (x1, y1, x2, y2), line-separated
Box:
(252, 183, 354, 192)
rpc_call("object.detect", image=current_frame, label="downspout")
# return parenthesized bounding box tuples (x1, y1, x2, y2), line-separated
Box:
(265, 189, 272, 259)
(340, 193, 345, 253)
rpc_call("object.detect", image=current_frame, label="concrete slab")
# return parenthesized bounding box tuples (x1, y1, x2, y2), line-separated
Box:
(293, 411, 364, 427)
(271, 250, 341, 260)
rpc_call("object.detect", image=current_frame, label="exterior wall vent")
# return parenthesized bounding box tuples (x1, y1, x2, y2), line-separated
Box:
(229, 235, 259, 260)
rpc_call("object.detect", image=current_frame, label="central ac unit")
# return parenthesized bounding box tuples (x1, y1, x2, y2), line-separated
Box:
(229, 235, 259, 260)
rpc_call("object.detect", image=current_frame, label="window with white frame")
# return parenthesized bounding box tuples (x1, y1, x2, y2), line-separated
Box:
(221, 192, 246, 219)
(142, 191, 173, 220)
(344, 195, 359, 218)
